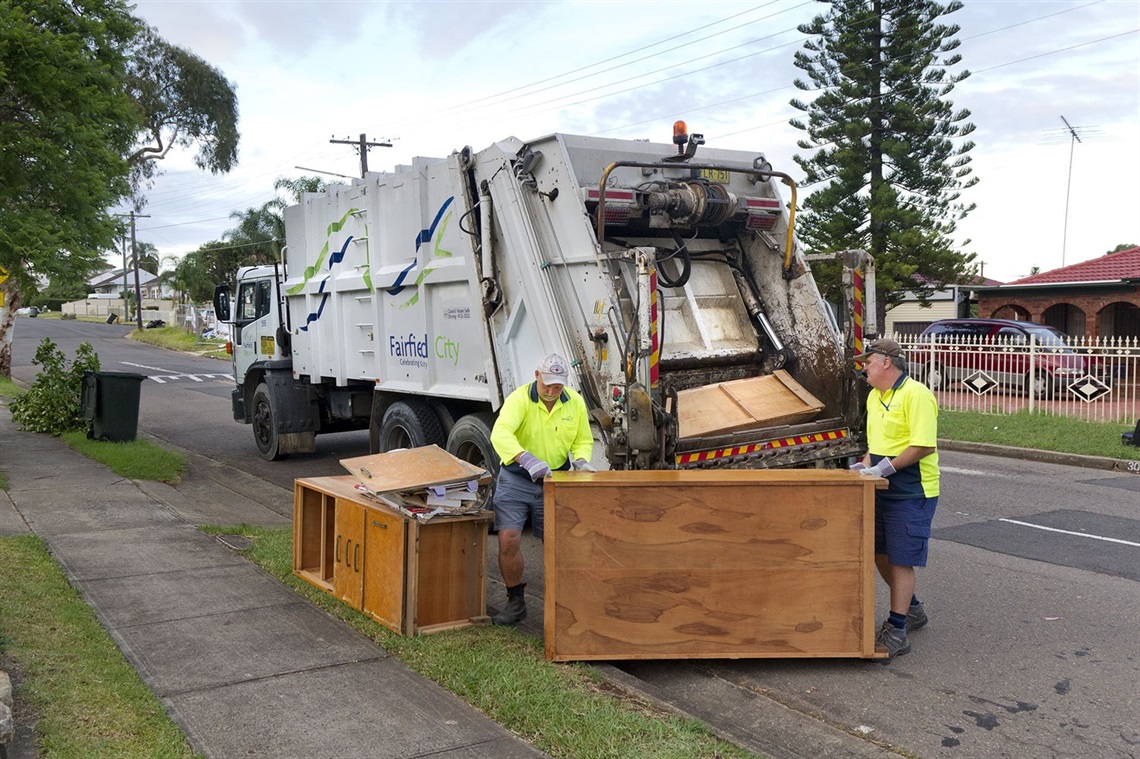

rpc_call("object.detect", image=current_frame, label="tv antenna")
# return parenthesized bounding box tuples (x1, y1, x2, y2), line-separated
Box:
(1058, 115, 1092, 267)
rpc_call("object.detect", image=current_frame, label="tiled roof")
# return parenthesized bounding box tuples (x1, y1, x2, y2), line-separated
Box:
(1010, 246, 1140, 285)
(910, 274, 1004, 287)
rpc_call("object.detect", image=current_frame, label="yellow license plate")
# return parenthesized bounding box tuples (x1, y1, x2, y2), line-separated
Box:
(260, 335, 275, 355)
(699, 168, 730, 183)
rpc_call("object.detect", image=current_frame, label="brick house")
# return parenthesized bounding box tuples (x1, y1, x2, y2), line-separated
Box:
(975, 246, 1140, 338)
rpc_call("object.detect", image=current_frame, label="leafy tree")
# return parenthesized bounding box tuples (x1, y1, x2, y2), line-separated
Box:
(166, 175, 327, 304)
(224, 176, 327, 266)
(789, 0, 977, 329)
(226, 205, 283, 264)
(9, 339, 101, 436)
(174, 240, 255, 303)
(133, 241, 160, 274)
(1106, 243, 1138, 254)
(125, 24, 239, 200)
(0, 0, 141, 376)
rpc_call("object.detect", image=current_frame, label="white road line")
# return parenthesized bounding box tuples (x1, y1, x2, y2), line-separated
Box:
(998, 518, 1140, 547)
(941, 465, 991, 476)
(146, 374, 233, 384)
(121, 361, 177, 373)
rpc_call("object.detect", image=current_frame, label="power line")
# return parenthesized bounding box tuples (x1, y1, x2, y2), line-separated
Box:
(126, 2, 1137, 252)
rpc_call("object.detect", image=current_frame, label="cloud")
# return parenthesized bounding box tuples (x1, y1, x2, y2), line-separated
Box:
(124, 0, 1138, 284)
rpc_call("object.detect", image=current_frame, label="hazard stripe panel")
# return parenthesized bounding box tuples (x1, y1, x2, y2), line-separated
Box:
(675, 429, 850, 465)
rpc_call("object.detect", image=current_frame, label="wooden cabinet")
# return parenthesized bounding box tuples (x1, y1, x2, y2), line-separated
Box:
(294, 476, 491, 636)
(543, 470, 887, 661)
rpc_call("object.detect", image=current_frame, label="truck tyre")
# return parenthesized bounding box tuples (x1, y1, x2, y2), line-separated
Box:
(378, 399, 445, 451)
(925, 361, 945, 391)
(1026, 369, 1053, 399)
(446, 412, 500, 476)
(252, 382, 285, 461)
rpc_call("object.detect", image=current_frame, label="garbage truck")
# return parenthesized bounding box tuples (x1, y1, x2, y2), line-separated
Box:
(213, 124, 876, 470)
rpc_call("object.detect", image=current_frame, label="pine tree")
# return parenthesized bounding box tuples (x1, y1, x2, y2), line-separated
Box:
(790, 0, 978, 330)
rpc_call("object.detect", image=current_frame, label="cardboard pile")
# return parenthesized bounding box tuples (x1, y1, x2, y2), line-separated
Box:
(340, 445, 492, 521)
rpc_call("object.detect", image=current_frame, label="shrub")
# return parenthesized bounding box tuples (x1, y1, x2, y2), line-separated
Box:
(9, 339, 101, 435)
(61, 312, 77, 320)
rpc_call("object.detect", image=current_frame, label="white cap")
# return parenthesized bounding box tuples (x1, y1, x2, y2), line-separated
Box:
(537, 353, 569, 386)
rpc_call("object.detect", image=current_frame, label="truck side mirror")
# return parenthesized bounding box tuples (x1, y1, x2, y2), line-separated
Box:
(213, 285, 231, 322)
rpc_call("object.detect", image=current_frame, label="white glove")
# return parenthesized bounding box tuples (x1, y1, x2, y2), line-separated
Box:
(517, 451, 551, 481)
(849, 462, 867, 472)
(571, 458, 596, 472)
(859, 458, 897, 478)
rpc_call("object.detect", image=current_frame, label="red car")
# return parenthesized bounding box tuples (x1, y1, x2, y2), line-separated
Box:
(908, 318, 1089, 398)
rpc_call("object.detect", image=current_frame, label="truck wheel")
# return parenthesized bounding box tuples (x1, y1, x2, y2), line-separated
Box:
(926, 361, 945, 391)
(378, 399, 445, 451)
(1026, 370, 1053, 399)
(252, 383, 285, 461)
(446, 412, 500, 476)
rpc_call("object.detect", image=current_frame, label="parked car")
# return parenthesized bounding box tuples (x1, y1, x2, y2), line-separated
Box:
(16, 306, 38, 317)
(908, 318, 1089, 398)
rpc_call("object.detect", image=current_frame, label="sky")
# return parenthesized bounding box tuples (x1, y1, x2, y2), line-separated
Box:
(124, 0, 1140, 284)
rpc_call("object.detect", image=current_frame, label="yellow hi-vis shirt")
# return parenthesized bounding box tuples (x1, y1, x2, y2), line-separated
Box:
(491, 382, 593, 469)
(866, 376, 940, 499)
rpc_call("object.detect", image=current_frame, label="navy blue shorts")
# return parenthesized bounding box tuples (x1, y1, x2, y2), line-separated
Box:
(492, 467, 545, 539)
(875, 495, 938, 567)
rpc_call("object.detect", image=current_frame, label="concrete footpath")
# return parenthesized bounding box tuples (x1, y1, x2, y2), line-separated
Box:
(0, 408, 545, 759)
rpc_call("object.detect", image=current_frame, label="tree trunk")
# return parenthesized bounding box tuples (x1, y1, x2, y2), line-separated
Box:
(0, 282, 22, 377)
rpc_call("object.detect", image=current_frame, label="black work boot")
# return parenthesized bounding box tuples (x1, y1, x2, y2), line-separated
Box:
(493, 594, 527, 626)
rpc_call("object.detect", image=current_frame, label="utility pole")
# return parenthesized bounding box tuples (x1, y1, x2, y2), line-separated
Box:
(121, 234, 129, 322)
(329, 133, 392, 177)
(129, 211, 149, 329)
(1060, 115, 1083, 267)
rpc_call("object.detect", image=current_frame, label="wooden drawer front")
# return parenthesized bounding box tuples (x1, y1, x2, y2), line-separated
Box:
(362, 509, 406, 634)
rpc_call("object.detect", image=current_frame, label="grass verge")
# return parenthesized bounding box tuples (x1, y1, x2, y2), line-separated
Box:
(0, 536, 196, 758)
(0, 375, 24, 399)
(129, 325, 225, 355)
(60, 430, 187, 483)
(203, 523, 754, 759)
(940, 409, 1139, 460)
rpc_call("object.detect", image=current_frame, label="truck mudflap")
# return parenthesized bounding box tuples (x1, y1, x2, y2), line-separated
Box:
(673, 418, 862, 468)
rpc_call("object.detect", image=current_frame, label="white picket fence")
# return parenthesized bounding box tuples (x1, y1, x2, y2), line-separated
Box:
(890, 333, 1140, 424)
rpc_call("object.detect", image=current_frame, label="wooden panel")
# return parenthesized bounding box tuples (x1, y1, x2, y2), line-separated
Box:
(293, 483, 324, 574)
(340, 445, 488, 494)
(362, 508, 406, 634)
(294, 475, 492, 637)
(676, 370, 824, 438)
(414, 520, 487, 629)
(544, 470, 883, 661)
(333, 500, 365, 610)
(552, 484, 862, 570)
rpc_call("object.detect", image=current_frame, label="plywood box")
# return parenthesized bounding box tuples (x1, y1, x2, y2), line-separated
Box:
(294, 475, 492, 636)
(676, 370, 824, 439)
(543, 470, 887, 661)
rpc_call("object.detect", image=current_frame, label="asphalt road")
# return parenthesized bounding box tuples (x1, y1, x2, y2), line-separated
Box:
(10, 317, 1140, 759)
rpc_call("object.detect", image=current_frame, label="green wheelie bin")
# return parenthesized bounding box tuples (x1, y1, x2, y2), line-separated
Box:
(81, 371, 147, 442)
